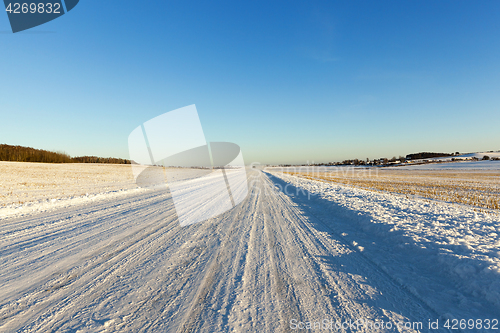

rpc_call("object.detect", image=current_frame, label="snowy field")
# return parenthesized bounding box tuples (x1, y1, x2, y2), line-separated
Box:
(286, 168, 500, 210)
(0, 162, 208, 220)
(393, 160, 500, 170)
(0, 162, 140, 219)
(1, 163, 499, 331)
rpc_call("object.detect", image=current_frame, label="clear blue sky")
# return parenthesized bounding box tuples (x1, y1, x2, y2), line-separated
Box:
(1, 0, 499, 164)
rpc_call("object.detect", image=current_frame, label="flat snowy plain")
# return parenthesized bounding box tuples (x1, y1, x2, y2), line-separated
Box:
(1, 162, 499, 332)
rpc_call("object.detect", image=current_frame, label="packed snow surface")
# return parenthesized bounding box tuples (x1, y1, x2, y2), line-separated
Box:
(1, 164, 499, 331)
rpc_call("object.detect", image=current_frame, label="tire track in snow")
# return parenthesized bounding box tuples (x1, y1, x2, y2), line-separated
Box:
(1, 191, 180, 331)
(176, 175, 260, 332)
(265, 171, 450, 332)
(1, 170, 451, 332)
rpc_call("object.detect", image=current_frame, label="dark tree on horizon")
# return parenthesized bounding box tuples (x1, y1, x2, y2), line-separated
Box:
(0, 144, 130, 164)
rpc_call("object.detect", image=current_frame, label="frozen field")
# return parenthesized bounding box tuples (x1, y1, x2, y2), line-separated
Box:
(0, 162, 140, 219)
(0, 162, 206, 220)
(0, 164, 499, 331)
(287, 168, 500, 210)
(394, 160, 500, 170)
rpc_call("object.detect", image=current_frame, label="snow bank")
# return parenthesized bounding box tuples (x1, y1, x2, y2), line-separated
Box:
(0, 187, 148, 220)
(270, 171, 500, 314)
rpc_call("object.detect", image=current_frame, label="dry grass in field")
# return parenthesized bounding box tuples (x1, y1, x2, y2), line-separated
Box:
(286, 169, 500, 210)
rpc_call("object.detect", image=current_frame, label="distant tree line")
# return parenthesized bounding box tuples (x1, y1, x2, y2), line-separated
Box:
(0, 144, 72, 163)
(0, 144, 130, 164)
(405, 152, 454, 160)
(72, 156, 131, 164)
(275, 151, 474, 167)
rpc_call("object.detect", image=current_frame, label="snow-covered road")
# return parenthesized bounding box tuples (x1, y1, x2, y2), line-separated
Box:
(1, 170, 494, 332)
